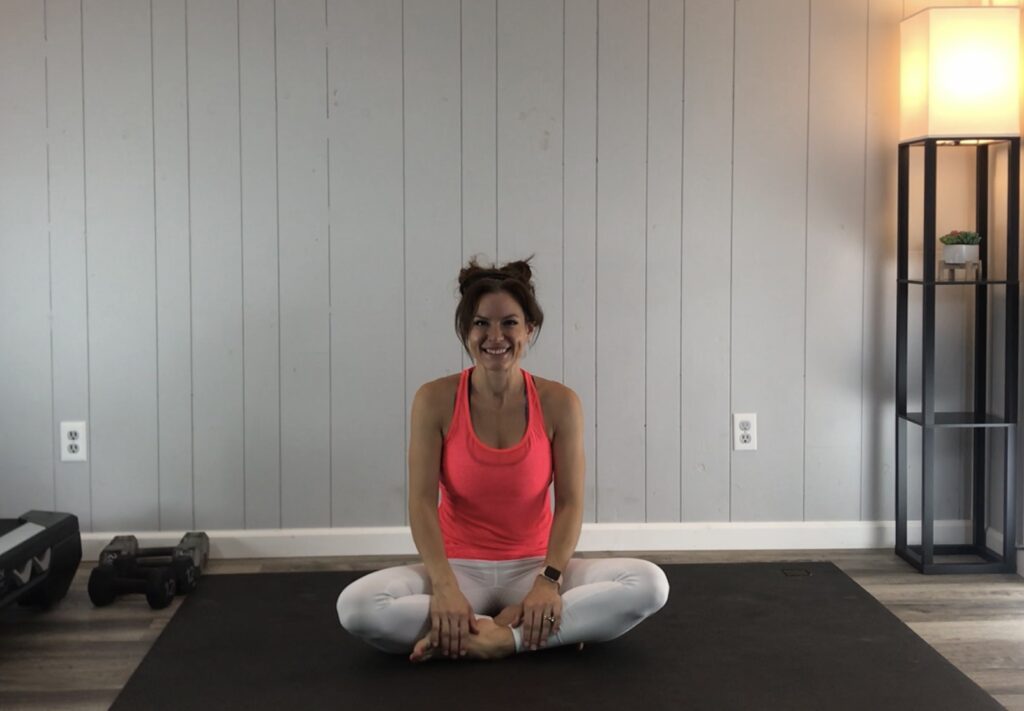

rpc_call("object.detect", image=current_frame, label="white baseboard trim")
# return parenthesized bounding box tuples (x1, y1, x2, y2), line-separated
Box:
(80, 519, 1016, 568)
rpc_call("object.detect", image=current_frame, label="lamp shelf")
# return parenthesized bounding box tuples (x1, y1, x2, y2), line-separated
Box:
(900, 278, 1013, 286)
(901, 137, 1017, 147)
(897, 545, 1010, 575)
(895, 136, 1019, 575)
(900, 412, 1012, 429)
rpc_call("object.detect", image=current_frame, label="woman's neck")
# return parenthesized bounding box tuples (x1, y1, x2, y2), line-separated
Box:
(470, 365, 524, 407)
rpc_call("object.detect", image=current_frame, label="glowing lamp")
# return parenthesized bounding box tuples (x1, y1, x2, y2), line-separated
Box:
(900, 6, 1022, 142)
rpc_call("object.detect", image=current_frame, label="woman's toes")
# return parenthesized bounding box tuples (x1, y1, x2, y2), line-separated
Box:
(409, 636, 436, 663)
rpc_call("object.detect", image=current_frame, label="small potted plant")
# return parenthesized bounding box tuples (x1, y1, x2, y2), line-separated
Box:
(939, 230, 981, 264)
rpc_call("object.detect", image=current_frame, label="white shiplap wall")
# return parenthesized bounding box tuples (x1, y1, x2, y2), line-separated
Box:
(1, 0, 1020, 545)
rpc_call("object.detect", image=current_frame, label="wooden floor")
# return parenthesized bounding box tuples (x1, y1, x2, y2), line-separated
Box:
(1, 548, 1022, 710)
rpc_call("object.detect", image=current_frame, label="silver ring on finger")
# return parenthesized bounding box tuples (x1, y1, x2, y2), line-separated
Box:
(544, 614, 557, 623)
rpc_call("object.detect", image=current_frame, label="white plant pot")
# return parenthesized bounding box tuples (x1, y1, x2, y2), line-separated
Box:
(942, 244, 979, 264)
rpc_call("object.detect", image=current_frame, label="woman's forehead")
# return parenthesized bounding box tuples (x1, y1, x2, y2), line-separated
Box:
(475, 291, 523, 316)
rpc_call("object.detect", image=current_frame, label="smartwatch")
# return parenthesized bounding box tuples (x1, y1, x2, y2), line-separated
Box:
(539, 565, 562, 585)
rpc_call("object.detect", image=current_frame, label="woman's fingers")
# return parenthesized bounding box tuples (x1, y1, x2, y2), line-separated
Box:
(538, 612, 553, 646)
(458, 616, 469, 656)
(526, 609, 541, 649)
(451, 617, 459, 657)
(440, 615, 451, 656)
(430, 614, 440, 650)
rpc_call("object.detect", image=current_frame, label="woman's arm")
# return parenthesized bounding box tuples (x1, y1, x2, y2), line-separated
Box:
(407, 380, 478, 658)
(519, 385, 585, 650)
(543, 386, 586, 573)
(407, 381, 456, 588)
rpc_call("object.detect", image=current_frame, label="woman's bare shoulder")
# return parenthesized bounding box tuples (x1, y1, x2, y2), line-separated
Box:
(415, 374, 461, 419)
(418, 373, 459, 399)
(531, 375, 582, 430)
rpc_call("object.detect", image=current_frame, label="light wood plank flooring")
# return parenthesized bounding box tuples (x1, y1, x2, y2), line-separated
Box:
(1, 549, 1022, 710)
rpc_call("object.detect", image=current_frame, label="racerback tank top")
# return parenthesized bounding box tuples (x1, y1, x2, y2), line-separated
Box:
(438, 366, 553, 560)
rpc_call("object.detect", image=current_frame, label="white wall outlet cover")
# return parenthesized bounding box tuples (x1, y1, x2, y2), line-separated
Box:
(60, 421, 88, 462)
(733, 413, 757, 451)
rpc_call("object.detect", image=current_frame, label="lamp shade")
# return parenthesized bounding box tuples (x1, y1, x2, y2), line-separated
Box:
(900, 6, 1022, 142)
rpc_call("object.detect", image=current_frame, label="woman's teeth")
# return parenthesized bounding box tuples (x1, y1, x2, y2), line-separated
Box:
(484, 346, 510, 355)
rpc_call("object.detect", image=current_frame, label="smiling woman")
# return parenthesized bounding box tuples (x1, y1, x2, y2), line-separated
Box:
(335, 257, 669, 663)
(454, 258, 544, 364)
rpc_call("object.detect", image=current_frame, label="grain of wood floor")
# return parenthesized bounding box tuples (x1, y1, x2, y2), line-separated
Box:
(1, 548, 1022, 711)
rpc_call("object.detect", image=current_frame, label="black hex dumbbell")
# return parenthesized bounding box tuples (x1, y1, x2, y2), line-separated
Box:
(128, 532, 209, 594)
(88, 536, 177, 610)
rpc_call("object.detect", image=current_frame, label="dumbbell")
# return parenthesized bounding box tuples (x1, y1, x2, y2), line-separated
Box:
(123, 532, 209, 593)
(98, 533, 209, 594)
(88, 560, 177, 609)
(88, 532, 209, 608)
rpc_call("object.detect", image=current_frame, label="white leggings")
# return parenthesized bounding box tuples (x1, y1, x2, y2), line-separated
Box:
(336, 556, 670, 654)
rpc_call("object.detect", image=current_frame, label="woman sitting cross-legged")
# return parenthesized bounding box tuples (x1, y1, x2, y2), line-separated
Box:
(336, 257, 669, 661)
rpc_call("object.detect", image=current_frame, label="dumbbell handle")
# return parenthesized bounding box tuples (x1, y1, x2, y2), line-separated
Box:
(135, 556, 176, 567)
(134, 546, 176, 558)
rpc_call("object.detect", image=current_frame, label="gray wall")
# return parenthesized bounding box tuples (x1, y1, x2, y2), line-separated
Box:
(1, 0, 1019, 540)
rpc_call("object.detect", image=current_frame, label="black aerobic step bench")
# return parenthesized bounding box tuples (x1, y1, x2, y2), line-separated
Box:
(0, 511, 82, 612)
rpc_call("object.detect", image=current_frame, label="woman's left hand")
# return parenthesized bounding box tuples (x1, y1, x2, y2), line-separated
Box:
(520, 579, 563, 650)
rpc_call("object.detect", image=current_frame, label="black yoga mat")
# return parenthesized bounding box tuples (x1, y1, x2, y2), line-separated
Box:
(111, 562, 1002, 711)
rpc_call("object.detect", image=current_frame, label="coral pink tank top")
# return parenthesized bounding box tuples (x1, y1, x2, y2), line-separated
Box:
(438, 367, 553, 560)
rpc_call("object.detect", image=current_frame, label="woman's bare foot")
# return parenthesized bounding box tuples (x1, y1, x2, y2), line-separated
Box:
(408, 635, 442, 663)
(409, 618, 515, 663)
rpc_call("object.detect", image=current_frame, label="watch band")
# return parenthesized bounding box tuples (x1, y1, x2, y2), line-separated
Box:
(540, 565, 562, 585)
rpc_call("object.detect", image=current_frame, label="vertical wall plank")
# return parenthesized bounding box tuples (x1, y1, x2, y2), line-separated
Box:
(462, 0, 497, 266)
(596, 0, 647, 522)
(0, 0, 53, 517)
(564, 0, 598, 522)
(645, 0, 683, 522)
(461, 0, 497, 372)
(731, 0, 808, 522)
(152, 0, 192, 530)
(240, 0, 280, 528)
(329, 0, 405, 526)
(278, 0, 330, 527)
(681, 0, 732, 522)
(47, 0, 91, 529)
(404, 0, 463, 471)
(804, 0, 867, 520)
(496, 0, 563, 381)
(188, 0, 244, 529)
(861, 0, 900, 523)
(83, 0, 158, 530)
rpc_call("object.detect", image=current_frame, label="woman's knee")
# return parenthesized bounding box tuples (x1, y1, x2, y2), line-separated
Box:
(336, 580, 380, 636)
(633, 559, 670, 616)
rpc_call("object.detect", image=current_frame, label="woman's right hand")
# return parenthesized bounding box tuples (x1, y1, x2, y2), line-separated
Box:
(429, 581, 479, 658)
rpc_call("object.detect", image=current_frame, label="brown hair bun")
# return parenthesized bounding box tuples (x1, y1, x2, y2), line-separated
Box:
(457, 257, 535, 296)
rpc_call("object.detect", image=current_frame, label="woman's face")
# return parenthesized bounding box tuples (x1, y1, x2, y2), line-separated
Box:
(467, 291, 534, 371)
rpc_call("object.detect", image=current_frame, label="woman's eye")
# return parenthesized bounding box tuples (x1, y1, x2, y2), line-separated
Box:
(474, 320, 487, 327)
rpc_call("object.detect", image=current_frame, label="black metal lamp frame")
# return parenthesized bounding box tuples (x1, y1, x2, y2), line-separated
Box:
(896, 136, 1020, 574)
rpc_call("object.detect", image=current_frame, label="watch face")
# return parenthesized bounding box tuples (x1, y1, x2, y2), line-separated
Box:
(543, 565, 561, 581)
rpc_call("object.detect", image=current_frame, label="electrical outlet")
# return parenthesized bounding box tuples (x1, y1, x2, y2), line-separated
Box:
(60, 421, 87, 462)
(733, 413, 757, 451)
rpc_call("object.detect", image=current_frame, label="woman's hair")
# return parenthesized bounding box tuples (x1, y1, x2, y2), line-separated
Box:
(455, 256, 544, 354)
